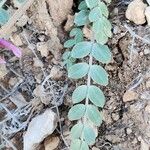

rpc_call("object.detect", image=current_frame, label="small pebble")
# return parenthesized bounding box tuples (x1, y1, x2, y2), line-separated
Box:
(50, 66, 63, 80)
(146, 80, 150, 88)
(144, 48, 150, 55)
(92, 147, 100, 150)
(112, 112, 120, 121)
(126, 128, 132, 134)
(123, 90, 139, 102)
(145, 105, 150, 113)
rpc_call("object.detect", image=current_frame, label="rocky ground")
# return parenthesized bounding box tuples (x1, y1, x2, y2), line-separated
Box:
(0, 0, 150, 150)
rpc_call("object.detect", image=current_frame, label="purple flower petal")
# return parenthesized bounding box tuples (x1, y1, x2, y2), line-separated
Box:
(0, 38, 22, 58)
(0, 57, 6, 64)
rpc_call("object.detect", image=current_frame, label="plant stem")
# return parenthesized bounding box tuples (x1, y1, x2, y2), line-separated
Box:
(83, 33, 95, 124)
(83, 53, 93, 124)
(81, 53, 93, 142)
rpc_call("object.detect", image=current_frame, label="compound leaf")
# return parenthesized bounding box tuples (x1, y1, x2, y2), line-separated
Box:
(72, 85, 88, 103)
(85, 0, 99, 9)
(74, 10, 89, 26)
(90, 65, 109, 86)
(71, 41, 92, 58)
(68, 63, 89, 79)
(88, 85, 105, 107)
(83, 124, 96, 145)
(68, 104, 86, 121)
(71, 122, 84, 139)
(86, 105, 103, 126)
(92, 43, 112, 63)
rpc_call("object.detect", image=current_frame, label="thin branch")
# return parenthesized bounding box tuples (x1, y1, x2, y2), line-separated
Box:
(124, 24, 150, 45)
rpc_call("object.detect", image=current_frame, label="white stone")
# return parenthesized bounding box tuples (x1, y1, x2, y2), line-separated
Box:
(23, 109, 57, 150)
(126, 0, 147, 25)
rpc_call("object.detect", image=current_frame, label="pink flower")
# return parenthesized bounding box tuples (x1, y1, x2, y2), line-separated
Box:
(0, 38, 22, 64)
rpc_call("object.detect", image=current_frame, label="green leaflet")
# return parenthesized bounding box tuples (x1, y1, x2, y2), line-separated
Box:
(89, 3, 109, 22)
(91, 43, 112, 63)
(85, 0, 99, 9)
(64, 39, 76, 48)
(15, 0, 26, 3)
(74, 10, 89, 26)
(62, 51, 71, 60)
(86, 105, 103, 126)
(92, 18, 107, 44)
(71, 41, 92, 58)
(98, 2, 109, 18)
(83, 124, 96, 145)
(70, 28, 84, 43)
(95, 31, 108, 45)
(70, 139, 89, 150)
(88, 85, 105, 107)
(62, 51, 76, 69)
(72, 85, 88, 103)
(71, 123, 96, 147)
(70, 28, 83, 37)
(68, 63, 89, 79)
(68, 104, 86, 121)
(64, 28, 84, 48)
(71, 122, 84, 139)
(78, 1, 88, 10)
(0, 8, 9, 25)
(89, 65, 109, 86)
(102, 17, 112, 38)
(89, 7, 102, 22)
(92, 17, 112, 44)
